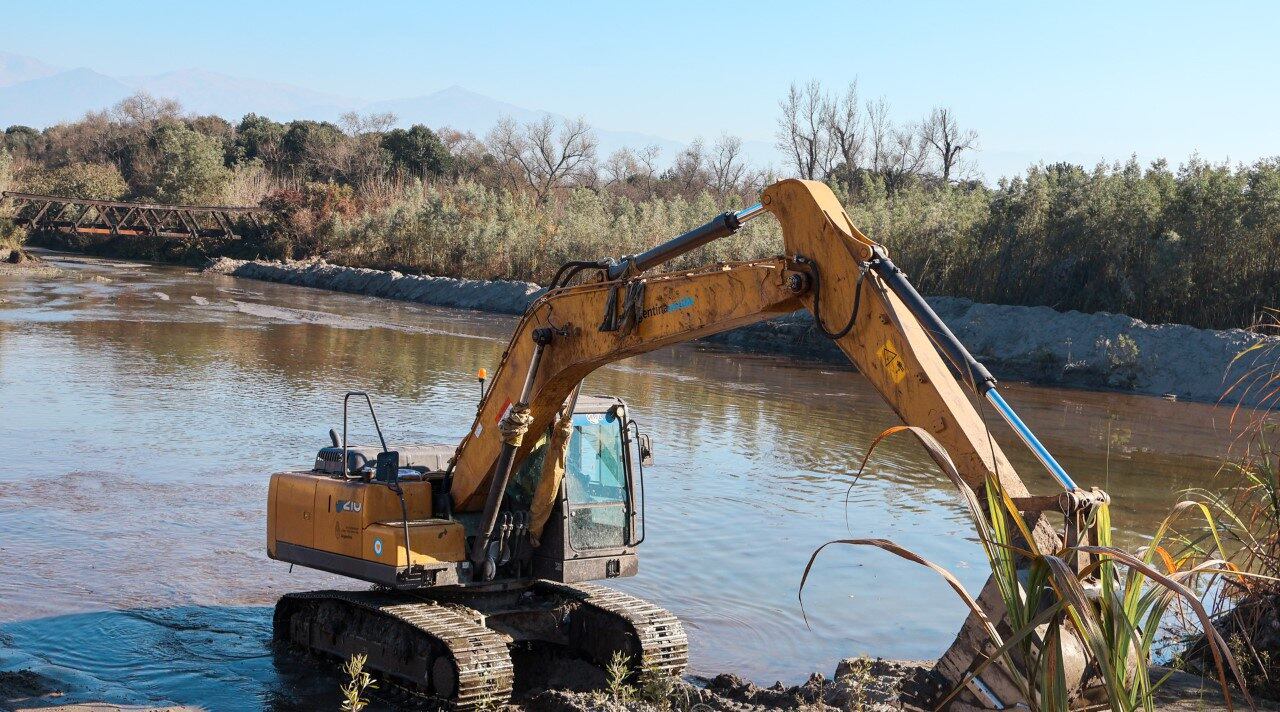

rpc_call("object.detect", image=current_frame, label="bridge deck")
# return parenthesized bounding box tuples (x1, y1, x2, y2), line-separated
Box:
(2, 191, 266, 240)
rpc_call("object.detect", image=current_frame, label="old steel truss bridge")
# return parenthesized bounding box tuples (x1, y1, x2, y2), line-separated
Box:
(2, 192, 265, 240)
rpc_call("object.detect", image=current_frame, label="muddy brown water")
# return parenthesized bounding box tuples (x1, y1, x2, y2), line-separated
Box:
(0, 253, 1246, 710)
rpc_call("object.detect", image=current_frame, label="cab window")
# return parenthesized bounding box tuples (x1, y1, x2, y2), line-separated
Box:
(565, 412, 629, 549)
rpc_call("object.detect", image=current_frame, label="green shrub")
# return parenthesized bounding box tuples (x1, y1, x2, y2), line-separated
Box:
(17, 162, 128, 200)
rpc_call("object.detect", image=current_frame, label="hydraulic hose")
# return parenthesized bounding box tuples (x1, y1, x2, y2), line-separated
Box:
(868, 247, 1079, 492)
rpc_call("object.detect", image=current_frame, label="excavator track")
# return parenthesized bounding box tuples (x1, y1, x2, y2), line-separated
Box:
(537, 581, 689, 675)
(274, 590, 514, 710)
(274, 582, 686, 709)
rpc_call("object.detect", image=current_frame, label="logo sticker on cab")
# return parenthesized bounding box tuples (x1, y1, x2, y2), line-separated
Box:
(336, 500, 362, 513)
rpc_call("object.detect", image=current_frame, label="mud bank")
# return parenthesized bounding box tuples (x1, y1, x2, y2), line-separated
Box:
(0, 248, 62, 277)
(516, 661, 1277, 712)
(2, 658, 1269, 712)
(204, 257, 1278, 406)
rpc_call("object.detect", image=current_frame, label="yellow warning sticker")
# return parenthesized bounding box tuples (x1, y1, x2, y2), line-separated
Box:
(878, 338, 908, 384)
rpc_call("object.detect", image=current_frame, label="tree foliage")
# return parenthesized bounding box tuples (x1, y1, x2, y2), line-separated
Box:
(148, 123, 232, 204)
(381, 124, 451, 177)
(18, 162, 128, 200)
(4, 90, 1278, 330)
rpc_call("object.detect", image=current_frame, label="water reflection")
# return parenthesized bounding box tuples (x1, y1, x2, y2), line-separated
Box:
(0, 253, 1246, 703)
(0, 606, 382, 711)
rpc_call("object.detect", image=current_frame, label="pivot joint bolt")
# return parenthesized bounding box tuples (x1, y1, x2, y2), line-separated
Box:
(786, 272, 811, 294)
(532, 327, 555, 345)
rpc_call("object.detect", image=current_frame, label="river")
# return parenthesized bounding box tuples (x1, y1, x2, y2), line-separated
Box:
(0, 253, 1245, 710)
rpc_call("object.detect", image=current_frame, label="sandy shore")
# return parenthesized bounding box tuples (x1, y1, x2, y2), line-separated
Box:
(0, 249, 62, 278)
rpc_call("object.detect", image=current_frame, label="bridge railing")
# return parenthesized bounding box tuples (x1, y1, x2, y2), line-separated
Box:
(1, 191, 267, 240)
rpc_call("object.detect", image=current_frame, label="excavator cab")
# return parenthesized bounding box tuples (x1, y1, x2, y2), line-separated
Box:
(520, 395, 646, 583)
(267, 393, 648, 589)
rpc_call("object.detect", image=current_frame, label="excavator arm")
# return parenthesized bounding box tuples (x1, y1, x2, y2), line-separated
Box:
(442, 179, 1107, 709)
(451, 180, 1064, 538)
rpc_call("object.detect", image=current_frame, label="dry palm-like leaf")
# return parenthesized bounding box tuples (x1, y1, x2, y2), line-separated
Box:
(840, 425, 1028, 561)
(798, 537, 999, 644)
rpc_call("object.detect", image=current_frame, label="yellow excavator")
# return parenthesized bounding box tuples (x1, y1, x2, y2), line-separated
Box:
(266, 179, 1109, 710)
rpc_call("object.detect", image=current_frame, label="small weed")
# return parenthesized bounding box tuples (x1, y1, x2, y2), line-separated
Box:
(835, 656, 875, 712)
(340, 653, 377, 712)
(637, 664, 684, 708)
(604, 650, 634, 704)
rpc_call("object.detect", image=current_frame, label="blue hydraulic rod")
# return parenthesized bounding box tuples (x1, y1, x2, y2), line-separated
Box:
(984, 389, 1079, 491)
(866, 246, 1080, 492)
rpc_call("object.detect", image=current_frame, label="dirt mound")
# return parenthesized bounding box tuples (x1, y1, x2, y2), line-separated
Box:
(204, 257, 1280, 405)
(519, 658, 927, 712)
(0, 248, 62, 277)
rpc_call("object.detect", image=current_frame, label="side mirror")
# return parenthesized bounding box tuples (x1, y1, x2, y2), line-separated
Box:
(638, 434, 654, 466)
(375, 450, 400, 484)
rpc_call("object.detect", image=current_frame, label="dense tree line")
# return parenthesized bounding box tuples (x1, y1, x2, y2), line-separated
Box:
(1, 87, 1277, 330)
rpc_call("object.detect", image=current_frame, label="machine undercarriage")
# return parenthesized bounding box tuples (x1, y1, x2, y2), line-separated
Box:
(275, 582, 687, 709)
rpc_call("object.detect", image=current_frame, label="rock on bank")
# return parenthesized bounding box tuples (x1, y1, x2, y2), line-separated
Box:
(206, 256, 543, 315)
(205, 257, 1279, 406)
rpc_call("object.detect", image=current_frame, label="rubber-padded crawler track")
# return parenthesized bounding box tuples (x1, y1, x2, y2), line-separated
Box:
(538, 581, 689, 675)
(275, 590, 514, 710)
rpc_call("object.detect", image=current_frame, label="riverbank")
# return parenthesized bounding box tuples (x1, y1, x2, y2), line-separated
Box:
(204, 256, 1277, 406)
(3, 658, 1267, 712)
(0, 248, 62, 278)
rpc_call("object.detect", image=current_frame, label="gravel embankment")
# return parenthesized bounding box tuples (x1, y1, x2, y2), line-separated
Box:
(205, 257, 1279, 406)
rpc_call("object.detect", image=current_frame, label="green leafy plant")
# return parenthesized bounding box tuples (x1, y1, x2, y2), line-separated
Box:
(637, 663, 679, 706)
(340, 653, 377, 712)
(803, 425, 1255, 711)
(604, 649, 635, 704)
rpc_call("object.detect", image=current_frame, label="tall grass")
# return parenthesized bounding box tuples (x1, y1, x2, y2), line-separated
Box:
(235, 156, 1280, 329)
(802, 426, 1255, 711)
(1173, 312, 1280, 698)
(292, 180, 780, 283)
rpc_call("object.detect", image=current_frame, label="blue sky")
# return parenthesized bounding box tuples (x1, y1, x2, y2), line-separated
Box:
(2, 1, 1277, 178)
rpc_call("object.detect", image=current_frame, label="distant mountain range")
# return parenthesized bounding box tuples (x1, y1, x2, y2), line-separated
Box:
(0, 51, 779, 168)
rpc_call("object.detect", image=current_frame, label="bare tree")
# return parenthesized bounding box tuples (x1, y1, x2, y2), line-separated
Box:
(668, 139, 709, 194)
(922, 107, 978, 182)
(602, 147, 637, 188)
(865, 97, 928, 190)
(884, 121, 930, 190)
(823, 81, 865, 178)
(486, 115, 597, 203)
(336, 111, 397, 184)
(111, 92, 182, 127)
(708, 134, 747, 194)
(865, 96, 891, 176)
(437, 127, 490, 179)
(340, 111, 397, 136)
(776, 80, 835, 180)
(634, 144, 660, 198)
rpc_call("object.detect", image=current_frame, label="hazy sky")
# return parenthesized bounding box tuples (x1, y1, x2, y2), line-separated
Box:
(3, 0, 1277, 178)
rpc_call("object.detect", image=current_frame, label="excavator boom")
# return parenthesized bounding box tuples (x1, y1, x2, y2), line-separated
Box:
(451, 180, 1064, 540)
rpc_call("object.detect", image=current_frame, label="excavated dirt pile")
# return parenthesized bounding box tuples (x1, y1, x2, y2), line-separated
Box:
(205, 257, 1279, 406)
